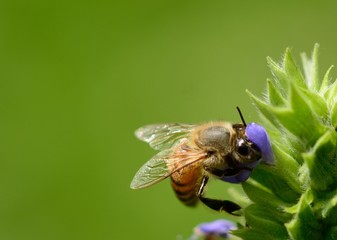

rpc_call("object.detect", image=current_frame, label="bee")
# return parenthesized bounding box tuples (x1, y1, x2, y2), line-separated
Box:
(130, 107, 274, 215)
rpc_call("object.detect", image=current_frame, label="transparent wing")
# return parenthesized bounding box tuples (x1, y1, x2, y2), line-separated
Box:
(135, 123, 195, 150)
(130, 140, 207, 189)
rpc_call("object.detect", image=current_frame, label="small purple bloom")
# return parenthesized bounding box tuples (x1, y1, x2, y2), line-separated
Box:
(220, 161, 260, 183)
(191, 219, 237, 239)
(246, 123, 275, 165)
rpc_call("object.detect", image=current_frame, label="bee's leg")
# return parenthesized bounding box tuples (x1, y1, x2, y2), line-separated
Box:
(197, 175, 241, 216)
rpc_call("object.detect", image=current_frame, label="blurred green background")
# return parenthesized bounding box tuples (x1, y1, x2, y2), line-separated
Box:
(1, 1, 337, 239)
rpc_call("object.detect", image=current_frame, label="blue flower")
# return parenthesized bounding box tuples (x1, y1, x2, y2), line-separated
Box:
(190, 219, 237, 239)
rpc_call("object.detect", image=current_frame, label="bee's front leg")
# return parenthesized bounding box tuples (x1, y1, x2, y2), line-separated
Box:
(197, 175, 241, 215)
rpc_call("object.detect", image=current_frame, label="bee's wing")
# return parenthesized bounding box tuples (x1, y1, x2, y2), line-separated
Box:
(130, 139, 206, 189)
(135, 123, 195, 150)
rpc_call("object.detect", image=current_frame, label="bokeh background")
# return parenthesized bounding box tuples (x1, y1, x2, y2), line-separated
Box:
(1, 1, 337, 239)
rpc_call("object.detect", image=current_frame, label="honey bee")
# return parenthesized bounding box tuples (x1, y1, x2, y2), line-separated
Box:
(130, 108, 274, 215)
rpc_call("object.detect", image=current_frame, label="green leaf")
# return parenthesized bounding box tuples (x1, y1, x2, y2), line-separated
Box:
(301, 43, 320, 91)
(267, 147, 302, 193)
(273, 129, 305, 163)
(298, 164, 310, 191)
(250, 166, 300, 203)
(326, 226, 337, 240)
(247, 90, 282, 128)
(324, 79, 337, 108)
(315, 189, 337, 218)
(267, 56, 288, 97)
(244, 204, 289, 239)
(302, 130, 337, 192)
(283, 48, 306, 89)
(267, 79, 286, 106)
(285, 190, 322, 240)
(319, 65, 334, 94)
(232, 228, 274, 240)
(242, 178, 289, 209)
(272, 82, 327, 146)
(301, 88, 328, 119)
(330, 101, 337, 130)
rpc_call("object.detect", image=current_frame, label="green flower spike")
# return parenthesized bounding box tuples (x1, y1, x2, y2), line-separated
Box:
(233, 44, 337, 240)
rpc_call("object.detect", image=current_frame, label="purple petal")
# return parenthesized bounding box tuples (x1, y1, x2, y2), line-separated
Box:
(220, 160, 262, 183)
(196, 219, 236, 237)
(246, 123, 275, 165)
(221, 167, 254, 183)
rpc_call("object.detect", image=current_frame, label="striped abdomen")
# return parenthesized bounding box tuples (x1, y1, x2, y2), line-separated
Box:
(170, 162, 202, 206)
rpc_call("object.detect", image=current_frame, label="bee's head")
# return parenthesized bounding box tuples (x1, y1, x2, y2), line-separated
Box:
(235, 107, 274, 165)
(245, 122, 274, 165)
(232, 124, 262, 164)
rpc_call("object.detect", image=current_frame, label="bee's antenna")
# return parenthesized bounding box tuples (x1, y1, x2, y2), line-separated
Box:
(236, 106, 247, 127)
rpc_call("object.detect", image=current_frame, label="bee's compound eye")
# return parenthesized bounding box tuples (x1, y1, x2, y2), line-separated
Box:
(236, 139, 249, 156)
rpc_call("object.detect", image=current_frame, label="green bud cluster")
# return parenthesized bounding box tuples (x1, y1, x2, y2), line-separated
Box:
(233, 44, 337, 240)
